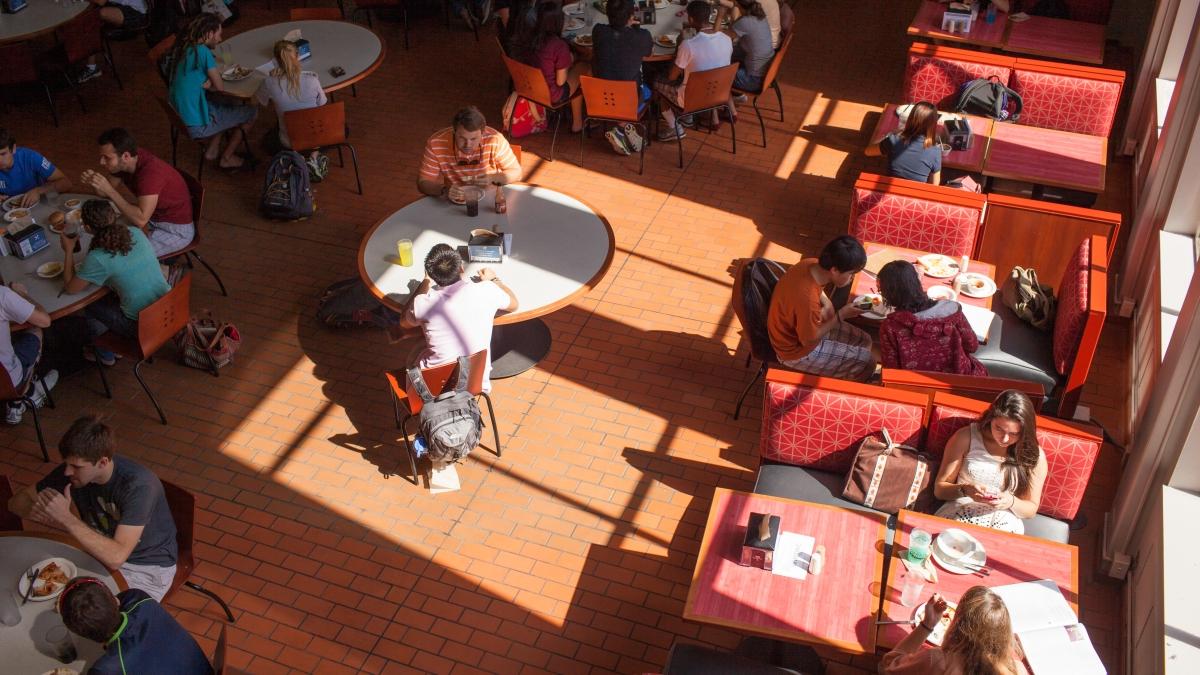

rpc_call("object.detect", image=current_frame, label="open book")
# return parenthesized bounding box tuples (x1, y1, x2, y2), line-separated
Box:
(991, 580, 1106, 674)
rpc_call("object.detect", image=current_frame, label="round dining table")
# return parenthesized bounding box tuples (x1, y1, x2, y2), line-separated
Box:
(0, 1, 88, 46)
(563, 0, 687, 62)
(217, 19, 386, 99)
(358, 184, 615, 378)
(0, 193, 107, 321)
(0, 531, 127, 673)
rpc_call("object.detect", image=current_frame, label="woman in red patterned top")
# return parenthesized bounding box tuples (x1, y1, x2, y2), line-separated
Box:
(877, 261, 986, 375)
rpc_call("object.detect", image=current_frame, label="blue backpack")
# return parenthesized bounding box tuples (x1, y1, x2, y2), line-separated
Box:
(260, 151, 314, 220)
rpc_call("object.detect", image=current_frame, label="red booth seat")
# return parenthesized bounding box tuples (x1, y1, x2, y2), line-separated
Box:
(850, 174, 986, 258)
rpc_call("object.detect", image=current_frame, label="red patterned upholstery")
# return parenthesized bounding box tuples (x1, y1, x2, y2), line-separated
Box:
(926, 403, 1099, 521)
(850, 188, 981, 258)
(1009, 69, 1122, 137)
(762, 381, 925, 472)
(904, 55, 1012, 109)
(1053, 238, 1091, 376)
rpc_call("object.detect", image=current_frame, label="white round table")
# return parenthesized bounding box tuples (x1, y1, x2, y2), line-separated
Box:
(0, 1, 88, 45)
(563, 0, 688, 62)
(0, 193, 106, 321)
(358, 184, 615, 377)
(0, 532, 126, 674)
(217, 20, 386, 99)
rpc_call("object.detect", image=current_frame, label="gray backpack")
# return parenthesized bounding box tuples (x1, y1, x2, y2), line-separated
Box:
(407, 356, 483, 463)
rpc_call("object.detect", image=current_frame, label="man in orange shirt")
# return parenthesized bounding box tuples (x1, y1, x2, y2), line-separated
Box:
(767, 235, 876, 381)
(417, 106, 523, 202)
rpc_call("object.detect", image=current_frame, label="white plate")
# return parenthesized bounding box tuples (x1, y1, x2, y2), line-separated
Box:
(4, 207, 33, 223)
(654, 0, 670, 8)
(221, 65, 253, 81)
(917, 253, 960, 279)
(912, 600, 957, 646)
(656, 33, 678, 48)
(37, 262, 64, 278)
(564, 2, 585, 14)
(958, 272, 997, 298)
(2, 195, 24, 212)
(852, 293, 889, 319)
(17, 557, 78, 602)
(565, 17, 585, 31)
(927, 285, 958, 301)
(931, 535, 987, 575)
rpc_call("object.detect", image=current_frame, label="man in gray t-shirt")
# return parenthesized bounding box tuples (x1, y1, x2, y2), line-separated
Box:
(8, 415, 178, 601)
(730, 7, 775, 91)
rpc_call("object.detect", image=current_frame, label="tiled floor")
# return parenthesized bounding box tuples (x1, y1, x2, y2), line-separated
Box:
(1, 1, 1128, 673)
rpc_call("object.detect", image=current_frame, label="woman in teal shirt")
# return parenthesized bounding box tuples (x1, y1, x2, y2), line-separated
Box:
(167, 13, 257, 170)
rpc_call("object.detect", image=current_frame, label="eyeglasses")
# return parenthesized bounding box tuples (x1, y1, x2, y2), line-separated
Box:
(456, 158, 480, 166)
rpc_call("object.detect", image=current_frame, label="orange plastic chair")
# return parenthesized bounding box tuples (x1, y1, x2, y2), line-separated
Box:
(0, 475, 22, 531)
(93, 275, 193, 425)
(161, 480, 236, 622)
(511, 144, 522, 166)
(384, 350, 501, 484)
(168, 171, 227, 296)
(0, 334, 55, 460)
(733, 32, 794, 147)
(502, 54, 581, 162)
(284, 101, 363, 194)
(290, 7, 343, 20)
(666, 63, 739, 168)
(147, 34, 176, 85)
(579, 75, 650, 174)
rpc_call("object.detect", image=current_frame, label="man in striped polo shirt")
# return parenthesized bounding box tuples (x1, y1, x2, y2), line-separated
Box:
(417, 106, 523, 202)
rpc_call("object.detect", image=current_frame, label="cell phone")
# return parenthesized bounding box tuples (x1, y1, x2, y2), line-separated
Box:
(330, 66, 345, 77)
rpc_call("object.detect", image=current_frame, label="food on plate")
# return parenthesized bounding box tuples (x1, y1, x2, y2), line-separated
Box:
(32, 561, 70, 597)
(48, 211, 66, 229)
(6, 208, 30, 220)
(656, 34, 676, 46)
(917, 254, 958, 278)
(970, 278, 986, 290)
(63, 198, 81, 209)
(856, 295, 883, 310)
(915, 600, 958, 645)
(574, 34, 593, 46)
(224, 65, 253, 80)
(38, 262, 64, 278)
(2, 195, 23, 210)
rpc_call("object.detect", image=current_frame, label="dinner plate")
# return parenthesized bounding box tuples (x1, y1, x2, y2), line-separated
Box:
(221, 65, 253, 82)
(655, 34, 678, 47)
(563, 2, 585, 14)
(17, 557, 78, 602)
(37, 262, 64, 278)
(931, 533, 987, 575)
(574, 34, 593, 46)
(912, 600, 958, 646)
(958, 272, 997, 298)
(2, 195, 24, 212)
(565, 17, 585, 31)
(4, 207, 33, 223)
(917, 253, 960, 279)
(852, 293, 889, 319)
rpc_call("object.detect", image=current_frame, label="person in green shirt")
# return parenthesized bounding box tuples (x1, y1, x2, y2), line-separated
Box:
(60, 200, 170, 366)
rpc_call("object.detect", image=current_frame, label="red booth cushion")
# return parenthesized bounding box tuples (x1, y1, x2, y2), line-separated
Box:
(904, 54, 1013, 110)
(1053, 238, 1091, 376)
(1009, 70, 1122, 137)
(850, 188, 981, 259)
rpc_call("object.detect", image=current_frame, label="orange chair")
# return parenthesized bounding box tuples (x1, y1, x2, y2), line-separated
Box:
(147, 34, 176, 86)
(43, 7, 122, 115)
(0, 334, 55, 461)
(284, 101, 363, 194)
(511, 144, 522, 166)
(155, 96, 253, 184)
(93, 275, 193, 425)
(0, 42, 58, 126)
(578, 75, 651, 175)
(384, 350, 501, 484)
(170, 171, 228, 296)
(663, 63, 739, 168)
(161, 480, 237, 623)
(502, 54, 582, 162)
(2, 475, 25, 531)
(290, 7, 343, 20)
(732, 31, 793, 147)
(213, 623, 229, 674)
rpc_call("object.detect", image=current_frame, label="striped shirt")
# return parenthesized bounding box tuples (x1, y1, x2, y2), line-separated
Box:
(419, 126, 520, 187)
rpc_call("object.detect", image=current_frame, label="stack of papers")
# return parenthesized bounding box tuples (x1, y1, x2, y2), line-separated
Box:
(992, 580, 1106, 674)
(771, 532, 815, 580)
(960, 302, 996, 342)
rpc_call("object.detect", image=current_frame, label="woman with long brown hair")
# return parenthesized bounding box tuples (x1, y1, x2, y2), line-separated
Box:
(879, 100, 943, 185)
(881, 587, 1029, 674)
(255, 40, 328, 172)
(932, 390, 1047, 533)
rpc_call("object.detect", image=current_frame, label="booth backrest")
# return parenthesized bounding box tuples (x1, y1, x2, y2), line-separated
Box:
(1064, 0, 1112, 24)
(1008, 59, 1125, 137)
(903, 44, 1014, 110)
(923, 393, 1102, 521)
(850, 174, 986, 258)
(1053, 234, 1108, 418)
(880, 369, 1046, 408)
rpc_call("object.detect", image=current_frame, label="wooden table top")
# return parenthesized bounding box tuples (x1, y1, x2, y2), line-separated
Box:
(875, 510, 1079, 650)
(866, 104, 995, 174)
(983, 123, 1107, 193)
(851, 243, 997, 312)
(1004, 15, 1106, 65)
(684, 488, 889, 654)
(907, 0, 1007, 49)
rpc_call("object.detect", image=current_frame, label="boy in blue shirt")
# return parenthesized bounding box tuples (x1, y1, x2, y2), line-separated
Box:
(0, 128, 72, 208)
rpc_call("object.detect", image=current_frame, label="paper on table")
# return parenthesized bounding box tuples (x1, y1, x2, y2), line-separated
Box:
(991, 579, 1078, 634)
(864, 249, 908, 277)
(960, 302, 996, 341)
(771, 532, 815, 581)
(1020, 623, 1107, 675)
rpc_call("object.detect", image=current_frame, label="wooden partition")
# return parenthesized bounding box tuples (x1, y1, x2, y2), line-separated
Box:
(881, 369, 1046, 408)
(976, 193, 1119, 287)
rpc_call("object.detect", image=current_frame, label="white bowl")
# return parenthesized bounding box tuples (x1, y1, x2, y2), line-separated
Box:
(4, 208, 32, 223)
(935, 528, 981, 561)
(927, 285, 958, 301)
(37, 262, 64, 279)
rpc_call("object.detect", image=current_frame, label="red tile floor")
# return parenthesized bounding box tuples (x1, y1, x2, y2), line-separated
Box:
(1, 1, 1129, 673)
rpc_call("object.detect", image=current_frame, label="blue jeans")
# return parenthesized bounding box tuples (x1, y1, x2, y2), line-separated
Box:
(9, 331, 40, 387)
(734, 68, 764, 93)
(84, 296, 138, 359)
(186, 99, 256, 139)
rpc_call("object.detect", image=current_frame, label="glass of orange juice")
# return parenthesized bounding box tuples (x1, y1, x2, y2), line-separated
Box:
(396, 239, 413, 266)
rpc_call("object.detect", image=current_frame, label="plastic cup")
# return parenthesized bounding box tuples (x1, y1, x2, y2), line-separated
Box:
(0, 587, 20, 627)
(939, 142, 953, 156)
(463, 186, 484, 217)
(899, 566, 926, 608)
(396, 239, 413, 266)
(46, 624, 77, 664)
(906, 529, 933, 563)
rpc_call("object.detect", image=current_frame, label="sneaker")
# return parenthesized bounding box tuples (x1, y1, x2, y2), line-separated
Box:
(679, 115, 696, 129)
(656, 123, 686, 143)
(307, 154, 329, 183)
(76, 64, 102, 84)
(733, 93, 749, 104)
(83, 346, 118, 367)
(605, 127, 631, 156)
(622, 123, 644, 152)
(29, 370, 58, 408)
(5, 403, 23, 426)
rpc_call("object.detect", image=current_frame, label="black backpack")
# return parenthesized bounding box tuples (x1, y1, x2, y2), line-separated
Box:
(407, 357, 483, 464)
(316, 278, 401, 330)
(740, 258, 786, 363)
(260, 151, 314, 220)
(954, 76, 1023, 122)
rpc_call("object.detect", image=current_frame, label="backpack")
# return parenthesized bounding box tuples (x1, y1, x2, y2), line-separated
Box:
(316, 278, 401, 330)
(740, 258, 787, 363)
(407, 356, 483, 464)
(1001, 266, 1057, 332)
(501, 91, 548, 138)
(954, 76, 1023, 122)
(260, 151, 314, 220)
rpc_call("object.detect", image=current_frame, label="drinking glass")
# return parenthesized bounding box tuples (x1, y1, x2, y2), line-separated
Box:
(899, 565, 926, 608)
(464, 187, 483, 217)
(45, 625, 77, 664)
(396, 239, 413, 266)
(0, 587, 20, 627)
(906, 528, 932, 563)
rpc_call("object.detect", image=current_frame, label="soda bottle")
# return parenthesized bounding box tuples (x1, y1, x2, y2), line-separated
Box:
(494, 186, 507, 214)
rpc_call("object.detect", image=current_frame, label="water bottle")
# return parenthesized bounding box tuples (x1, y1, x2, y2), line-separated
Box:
(412, 435, 428, 458)
(986, 2, 997, 23)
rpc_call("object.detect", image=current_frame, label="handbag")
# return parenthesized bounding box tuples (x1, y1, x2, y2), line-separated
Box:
(1001, 266, 1057, 331)
(501, 91, 548, 139)
(176, 313, 241, 374)
(842, 429, 938, 514)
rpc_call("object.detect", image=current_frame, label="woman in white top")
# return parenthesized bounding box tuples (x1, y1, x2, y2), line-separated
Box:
(255, 40, 328, 161)
(932, 390, 1048, 534)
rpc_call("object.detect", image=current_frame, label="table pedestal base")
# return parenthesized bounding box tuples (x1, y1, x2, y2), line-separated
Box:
(490, 319, 551, 378)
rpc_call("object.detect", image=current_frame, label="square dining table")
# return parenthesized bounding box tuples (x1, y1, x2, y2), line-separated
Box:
(875, 510, 1079, 650)
(983, 123, 1107, 193)
(907, 1, 1008, 49)
(684, 488, 889, 654)
(1003, 15, 1106, 65)
(866, 104, 995, 174)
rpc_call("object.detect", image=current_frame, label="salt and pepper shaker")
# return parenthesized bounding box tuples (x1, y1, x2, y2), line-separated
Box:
(958, 255, 970, 290)
(809, 545, 826, 575)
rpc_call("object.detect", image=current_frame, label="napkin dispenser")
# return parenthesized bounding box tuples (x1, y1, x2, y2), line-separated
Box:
(293, 38, 312, 61)
(1, 0, 29, 14)
(4, 224, 49, 259)
(740, 513, 780, 569)
(944, 118, 973, 151)
(467, 229, 505, 263)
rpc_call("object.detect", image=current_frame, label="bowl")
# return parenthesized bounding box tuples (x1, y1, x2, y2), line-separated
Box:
(927, 285, 958, 301)
(934, 528, 981, 562)
(4, 208, 32, 223)
(61, 198, 82, 210)
(37, 262, 64, 279)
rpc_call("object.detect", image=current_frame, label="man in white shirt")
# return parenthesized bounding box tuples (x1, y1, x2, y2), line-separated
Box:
(400, 244, 518, 390)
(654, 0, 734, 141)
(0, 283, 57, 425)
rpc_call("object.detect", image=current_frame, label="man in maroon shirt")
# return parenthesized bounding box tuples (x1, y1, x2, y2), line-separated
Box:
(80, 128, 193, 258)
